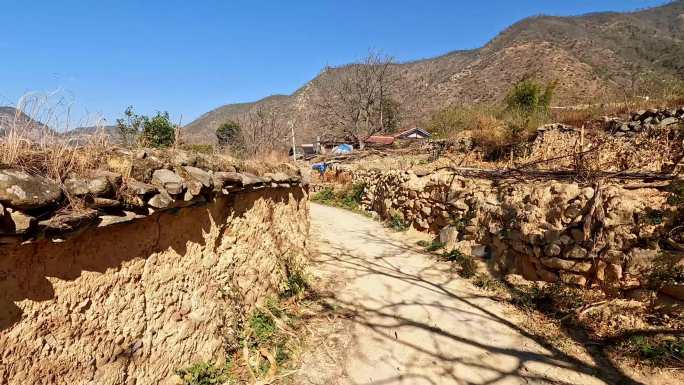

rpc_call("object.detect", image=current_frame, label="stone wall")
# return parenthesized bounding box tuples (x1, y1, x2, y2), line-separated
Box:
(349, 169, 684, 303)
(0, 150, 309, 385)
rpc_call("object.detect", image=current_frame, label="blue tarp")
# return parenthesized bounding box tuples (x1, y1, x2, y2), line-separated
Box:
(312, 162, 329, 175)
(332, 143, 353, 154)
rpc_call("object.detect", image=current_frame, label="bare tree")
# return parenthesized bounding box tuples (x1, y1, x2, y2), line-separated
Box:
(235, 106, 288, 158)
(314, 51, 399, 148)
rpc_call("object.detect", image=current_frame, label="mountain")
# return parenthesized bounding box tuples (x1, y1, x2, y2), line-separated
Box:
(0, 106, 52, 140)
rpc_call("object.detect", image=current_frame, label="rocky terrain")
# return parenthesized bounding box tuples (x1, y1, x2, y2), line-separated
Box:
(183, 1, 684, 144)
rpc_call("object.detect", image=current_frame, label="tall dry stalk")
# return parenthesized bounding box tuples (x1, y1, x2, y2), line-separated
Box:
(0, 92, 110, 181)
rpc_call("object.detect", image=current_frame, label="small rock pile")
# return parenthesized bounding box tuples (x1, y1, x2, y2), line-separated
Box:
(0, 148, 304, 243)
(605, 107, 684, 137)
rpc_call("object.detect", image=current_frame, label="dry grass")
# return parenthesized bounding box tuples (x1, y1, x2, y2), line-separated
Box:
(0, 94, 111, 181)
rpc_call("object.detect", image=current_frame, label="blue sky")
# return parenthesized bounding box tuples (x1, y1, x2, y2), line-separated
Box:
(0, 0, 669, 128)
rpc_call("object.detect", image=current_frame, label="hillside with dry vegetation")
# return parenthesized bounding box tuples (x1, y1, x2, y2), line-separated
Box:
(183, 1, 684, 145)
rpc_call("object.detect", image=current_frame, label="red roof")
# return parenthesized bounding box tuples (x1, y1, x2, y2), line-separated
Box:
(365, 136, 395, 145)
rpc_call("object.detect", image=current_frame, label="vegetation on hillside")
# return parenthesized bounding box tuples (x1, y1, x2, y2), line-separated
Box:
(116, 106, 176, 148)
(428, 78, 556, 159)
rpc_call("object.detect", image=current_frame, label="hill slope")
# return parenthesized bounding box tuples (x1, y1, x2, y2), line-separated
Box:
(187, 1, 684, 144)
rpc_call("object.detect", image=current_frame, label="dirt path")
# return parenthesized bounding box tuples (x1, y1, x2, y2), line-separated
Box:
(296, 203, 644, 385)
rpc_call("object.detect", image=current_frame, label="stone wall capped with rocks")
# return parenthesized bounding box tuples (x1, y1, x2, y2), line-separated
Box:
(0, 150, 310, 385)
(349, 169, 684, 307)
(605, 106, 684, 137)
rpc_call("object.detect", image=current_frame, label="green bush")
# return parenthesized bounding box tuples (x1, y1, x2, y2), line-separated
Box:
(281, 271, 309, 299)
(176, 362, 231, 385)
(216, 121, 241, 148)
(249, 309, 276, 344)
(142, 111, 176, 148)
(116, 106, 176, 148)
(505, 78, 556, 113)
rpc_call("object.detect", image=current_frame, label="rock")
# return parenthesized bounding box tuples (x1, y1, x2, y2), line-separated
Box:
(565, 245, 588, 259)
(0, 209, 36, 234)
(93, 170, 123, 190)
(661, 284, 684, 301)
(536, 267, 559, 283)
(148, 191, 174, 209)
(151, 169, 185, 195)
(240, 173, 264, 187)
(0, 169, 63, 210)
(98, 211, 146, 227)
(544, 243, 562, 257)
(449, 199, 469, 211)
(86, 197, 122, 210)
(212, 172, 243, 189)
(653, 293, 684, 315)
(38, 209, 99, 235)
(171, 150, 198, 166)
(559, 272, 587, 286)
(87, 176, 113, 197)
(570, 228, 584, 242)
(540, 257, 592, 273)
(660, 117, 678, 126)
(471, 244, 487, 258)
(64, 178, 90, 197)
(125, 180, 158, 196)
(421, 206, 432, 216)
(182, 166, 213, 189)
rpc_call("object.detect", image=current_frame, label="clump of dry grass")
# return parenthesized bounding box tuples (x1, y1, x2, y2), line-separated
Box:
(0, 94, 111, 181)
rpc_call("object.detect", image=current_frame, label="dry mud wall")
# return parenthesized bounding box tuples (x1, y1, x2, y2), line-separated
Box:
(349, 169, 684, 306)
(0, 187, 309, 385)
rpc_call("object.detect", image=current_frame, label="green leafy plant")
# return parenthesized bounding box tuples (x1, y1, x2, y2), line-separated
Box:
(176, 362, 231, 385)
(216, 121, 241, 148)
(388, 210, 409, 232)
(505, 78, 556, 113)
(426, 241, 445, 252)
(249, 309, 276, 344)
(281, 271, 309, 299)
(116, 106, 176, 148)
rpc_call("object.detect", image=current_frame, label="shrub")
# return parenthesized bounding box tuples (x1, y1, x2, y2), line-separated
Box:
(311, 183, 366, 212)
(142, 111, 176, 148)
(505, 78, 556, 113)
(388, 210, 409, 232)
(281, 271, 309, 299)
(176, 362, 231, 385)
(249, 309, 276, 344)
(510, 283, 584, 316)
(216, 121, 241, 148)
(425, 240, 445, 252)
(116, 106, 176, 148)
